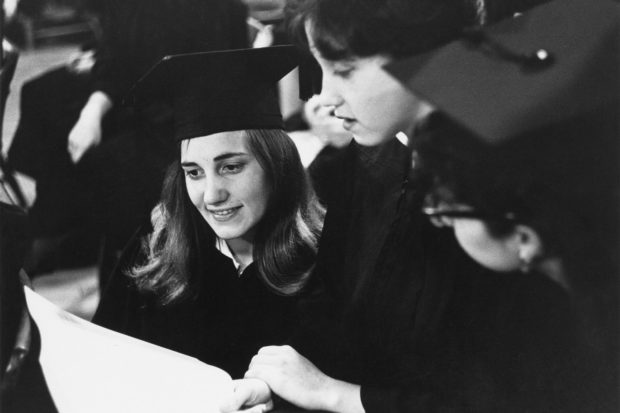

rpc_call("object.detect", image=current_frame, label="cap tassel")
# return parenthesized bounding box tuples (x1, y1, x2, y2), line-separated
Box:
(462, 27, 555, 70)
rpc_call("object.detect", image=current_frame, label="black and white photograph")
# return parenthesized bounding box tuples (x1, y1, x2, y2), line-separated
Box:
(1, 0, 618, 412)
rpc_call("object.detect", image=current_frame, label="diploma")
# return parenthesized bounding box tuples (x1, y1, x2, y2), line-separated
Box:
(24, 286, 233, 413)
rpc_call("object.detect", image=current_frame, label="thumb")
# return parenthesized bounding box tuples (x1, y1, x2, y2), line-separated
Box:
(219, 379, 271, 412)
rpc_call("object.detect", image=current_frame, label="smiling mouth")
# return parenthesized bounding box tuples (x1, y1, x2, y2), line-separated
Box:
(208, 206, 242, 220)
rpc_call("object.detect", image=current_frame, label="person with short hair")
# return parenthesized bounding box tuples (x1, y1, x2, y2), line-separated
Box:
(222, 1, 577, 412)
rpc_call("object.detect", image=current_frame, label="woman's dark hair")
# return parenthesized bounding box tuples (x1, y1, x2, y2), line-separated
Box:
(416, 110, 620, 403)
(416, 111, 619, 293)
(285, 0, 468, 60)
(130, 129, 325, 304)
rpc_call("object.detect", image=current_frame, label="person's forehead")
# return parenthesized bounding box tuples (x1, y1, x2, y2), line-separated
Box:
(304, 19, 321, 55)
(304, 18, 353, 61)
(181, 131, 249, 159)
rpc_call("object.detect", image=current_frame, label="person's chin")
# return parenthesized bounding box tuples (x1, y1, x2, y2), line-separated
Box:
(213, 229, 243, 242)
(208, 220, 243, 240)
(351, 132, 392, 147)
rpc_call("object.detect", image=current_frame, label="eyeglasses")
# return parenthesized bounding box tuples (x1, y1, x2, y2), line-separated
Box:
(422, 206, 517, 220)
(422, 205, 517, 228)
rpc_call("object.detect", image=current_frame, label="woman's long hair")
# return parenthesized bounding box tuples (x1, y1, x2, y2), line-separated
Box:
(129, 129, 325, 304)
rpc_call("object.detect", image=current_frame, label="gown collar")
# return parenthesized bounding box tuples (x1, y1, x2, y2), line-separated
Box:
(215, 238, 252, 276)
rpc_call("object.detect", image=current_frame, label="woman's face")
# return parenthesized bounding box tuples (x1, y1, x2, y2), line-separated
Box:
(305, 21, 421, 147)
(451, 218, 521, 272)
(181, 131, 270, 245)
(427, 203, 522, 272)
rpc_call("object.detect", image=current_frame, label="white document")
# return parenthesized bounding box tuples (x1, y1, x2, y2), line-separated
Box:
(24, 286, 233, 413)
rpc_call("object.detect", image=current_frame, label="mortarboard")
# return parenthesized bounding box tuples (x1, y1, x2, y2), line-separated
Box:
(127, 45, 300, 141)
(384, 0, 619, 144)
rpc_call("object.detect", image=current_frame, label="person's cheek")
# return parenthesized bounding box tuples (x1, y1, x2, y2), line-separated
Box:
(185, 180, 203, 210)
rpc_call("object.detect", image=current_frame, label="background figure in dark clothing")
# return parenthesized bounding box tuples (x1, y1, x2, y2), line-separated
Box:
(387, 0, 619, 409)
(223, 0, 580, 412)
(7, 55, 102, 274)
(67, 0, 250, 284)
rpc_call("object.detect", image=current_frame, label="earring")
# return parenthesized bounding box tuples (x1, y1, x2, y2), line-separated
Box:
(519, 253, 532, 273)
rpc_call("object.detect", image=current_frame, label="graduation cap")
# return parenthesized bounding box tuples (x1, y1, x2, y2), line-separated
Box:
(127, 45, 300, 141)
(384, 0, 619, 144)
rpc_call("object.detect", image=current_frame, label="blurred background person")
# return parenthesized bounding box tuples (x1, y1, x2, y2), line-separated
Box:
(387, 0, 619, 410)
(66, 0, 250, 286)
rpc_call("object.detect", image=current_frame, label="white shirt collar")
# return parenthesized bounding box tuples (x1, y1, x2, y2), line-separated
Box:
(215, 238, 251, 276)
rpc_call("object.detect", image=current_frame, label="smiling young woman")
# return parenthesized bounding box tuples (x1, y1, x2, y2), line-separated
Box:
(93, 47, 325, 378)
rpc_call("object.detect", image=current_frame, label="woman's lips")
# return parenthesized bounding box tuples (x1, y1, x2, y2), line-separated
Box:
(338, 117, 356, 131)
(208, 206, 242, 221)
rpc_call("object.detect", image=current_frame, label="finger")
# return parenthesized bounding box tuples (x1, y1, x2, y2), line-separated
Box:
(244, 366, 271, 380)
(68, 146, 79, 163)
(71, 149, 84, 164)
(244, 366, 280, 386)
(256, 345, 286, 355)
(237, 402, 273, 413)
(220, 379, 270, 412)
(249, 353, 282, 368)
(220, 385, 252, 411)
(243, 368, 290, 404)
(246, 359, 287, 378)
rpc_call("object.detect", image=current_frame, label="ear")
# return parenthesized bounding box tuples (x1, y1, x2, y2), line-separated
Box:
(515, 225, 544, 265)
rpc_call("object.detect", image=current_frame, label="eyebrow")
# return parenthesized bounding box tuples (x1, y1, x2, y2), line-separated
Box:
(214, 152, 247, 161)
(180, 152, 248, 167)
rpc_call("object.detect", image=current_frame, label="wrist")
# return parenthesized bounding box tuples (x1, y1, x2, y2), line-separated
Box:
(321, 378, 363, 413)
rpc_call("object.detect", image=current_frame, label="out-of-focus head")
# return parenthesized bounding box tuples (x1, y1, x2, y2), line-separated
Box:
(418, 110, 618, 292)
(386, 0, 620, 291)
(285, 0, 468, 146)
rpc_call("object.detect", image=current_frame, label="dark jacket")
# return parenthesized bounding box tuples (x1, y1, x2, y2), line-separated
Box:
(296, 138, 581, 412)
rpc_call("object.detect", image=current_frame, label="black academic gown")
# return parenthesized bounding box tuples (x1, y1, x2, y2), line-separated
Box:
(93, 236, 298, 379)
(296, 138, 581, 412)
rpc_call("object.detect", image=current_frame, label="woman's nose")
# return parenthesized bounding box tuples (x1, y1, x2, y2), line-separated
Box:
(315, 74, 344, 108)
(203, 174, 228, 205)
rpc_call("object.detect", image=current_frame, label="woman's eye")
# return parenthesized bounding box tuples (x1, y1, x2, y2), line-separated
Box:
(184, 169, 203, 179)
(326, 60, 355, 79)
(333, 67, 353, 79)
(221, 163, 244, 174)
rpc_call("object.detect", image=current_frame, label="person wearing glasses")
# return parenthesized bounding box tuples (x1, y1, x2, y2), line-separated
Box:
(386, 0, 619, 410)
(222, 1, 578, 412)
